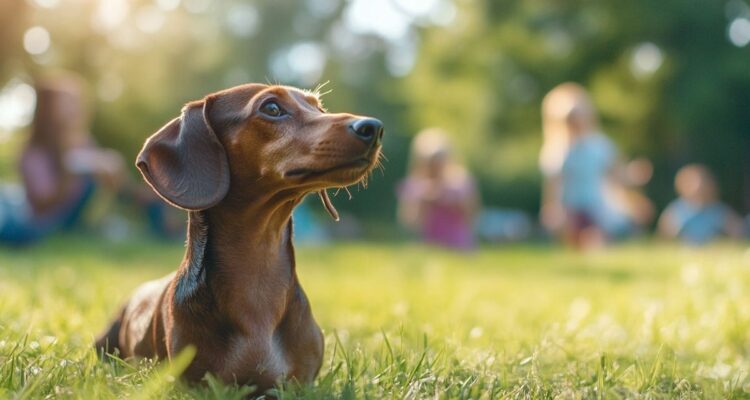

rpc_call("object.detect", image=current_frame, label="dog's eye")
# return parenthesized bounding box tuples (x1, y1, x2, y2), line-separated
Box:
(260, 101, 286, 117)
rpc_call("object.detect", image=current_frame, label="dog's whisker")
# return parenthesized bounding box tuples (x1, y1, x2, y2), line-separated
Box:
(313, 81, 327, 92)
(313, 81, 331, 97)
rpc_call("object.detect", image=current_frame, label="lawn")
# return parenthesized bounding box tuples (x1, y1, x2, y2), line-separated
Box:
(1, 236, 749, 399)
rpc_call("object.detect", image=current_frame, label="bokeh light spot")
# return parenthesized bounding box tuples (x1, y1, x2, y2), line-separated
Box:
(92, 0, 129, 32)
(269, 42, 327, 86)
(31, 0, 60, 9)
(23, 26, 51, 55)
(225, 3, 259, 38)
(386, 34, 417, 77)
(630, 42, 663, 79)
(728, 18, 750, 47)
(344, 0, 412, 40)
(0, 80, 37, 134)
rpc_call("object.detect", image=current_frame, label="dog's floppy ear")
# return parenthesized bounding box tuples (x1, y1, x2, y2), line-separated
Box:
(136, 99, 230, 211)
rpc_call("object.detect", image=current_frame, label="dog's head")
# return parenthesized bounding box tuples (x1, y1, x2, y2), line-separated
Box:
(136, 84, 383, 217)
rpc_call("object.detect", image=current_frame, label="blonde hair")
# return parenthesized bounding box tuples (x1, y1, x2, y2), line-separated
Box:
(539, 83, 598, 175)
(408, 128, 468, 182)
(410, 128, 449, 164)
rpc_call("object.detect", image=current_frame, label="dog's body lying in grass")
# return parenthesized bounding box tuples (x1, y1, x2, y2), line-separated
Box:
(96, 83, 383, 391)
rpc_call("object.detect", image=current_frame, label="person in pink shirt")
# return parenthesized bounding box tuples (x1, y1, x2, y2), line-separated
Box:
(397, 128, 480, 250)
(0, 75, 124, 245)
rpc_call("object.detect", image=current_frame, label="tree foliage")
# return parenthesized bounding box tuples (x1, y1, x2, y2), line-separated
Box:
(408, 0, 750, 213)
(1, 0, 748, 223)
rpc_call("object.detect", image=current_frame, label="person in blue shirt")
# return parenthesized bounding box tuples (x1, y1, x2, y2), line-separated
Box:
(658, 164, 743, 244)
(540, 83, 653, 249)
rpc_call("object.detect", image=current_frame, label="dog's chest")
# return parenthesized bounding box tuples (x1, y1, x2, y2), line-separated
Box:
(218, 329, 290, 383)
(215, 305, 323, 385)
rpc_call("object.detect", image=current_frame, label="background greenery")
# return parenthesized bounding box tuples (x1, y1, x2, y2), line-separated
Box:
(1, 0, 748, 222)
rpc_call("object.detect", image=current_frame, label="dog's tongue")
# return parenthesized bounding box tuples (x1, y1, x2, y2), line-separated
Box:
(318, 190, 340, 221)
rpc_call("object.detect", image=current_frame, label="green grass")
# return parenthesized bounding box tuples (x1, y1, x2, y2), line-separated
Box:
(1, 236, 750, 399)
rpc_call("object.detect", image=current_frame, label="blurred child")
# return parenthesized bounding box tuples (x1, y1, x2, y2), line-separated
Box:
(291, 197, 330, 245)
(658, 164, 744, 244)
(0, 75, 125, 245)
(397, 128, 479, 250)
(539, 83, 653, 249)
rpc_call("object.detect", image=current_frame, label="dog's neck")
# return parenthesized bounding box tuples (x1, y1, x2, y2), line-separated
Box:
(174, 194, 303, 318)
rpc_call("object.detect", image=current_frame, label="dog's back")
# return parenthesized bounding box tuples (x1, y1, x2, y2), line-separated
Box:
(96, 274, 172, 358)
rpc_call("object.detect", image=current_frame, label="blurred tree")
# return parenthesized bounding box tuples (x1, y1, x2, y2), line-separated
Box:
(0, 0, 417, 226)
(408, 0, 750, 214)
(1, 0, 748, 228)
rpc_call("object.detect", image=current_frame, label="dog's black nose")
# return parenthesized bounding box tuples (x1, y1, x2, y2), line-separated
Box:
(349, 118, 383, 145)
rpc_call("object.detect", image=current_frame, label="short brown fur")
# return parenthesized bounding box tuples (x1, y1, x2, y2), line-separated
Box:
(95, 83, 383, 392)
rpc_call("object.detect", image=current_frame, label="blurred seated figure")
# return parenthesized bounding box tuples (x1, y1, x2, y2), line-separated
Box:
(291, 197, 330, 245)
(539, 83, 653, 249)
(0, 74, 125, 245)
(476, 208, 532, 243)
(658, 164, 744, 244)
(131, 184, 185, 241)
(397, 128, 479, 250)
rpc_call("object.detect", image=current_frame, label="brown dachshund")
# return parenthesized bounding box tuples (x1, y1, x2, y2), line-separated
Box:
(95, 83, 383, 391)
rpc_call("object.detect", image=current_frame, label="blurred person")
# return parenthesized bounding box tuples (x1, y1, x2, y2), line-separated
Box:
(539, 83, 653, 249)
(476, 207, 533, 243)
(658, 164, 744, 244)
(291, 197, 330, 245)
(397, 128, 479, 250)
(0, 74, 125, 245)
